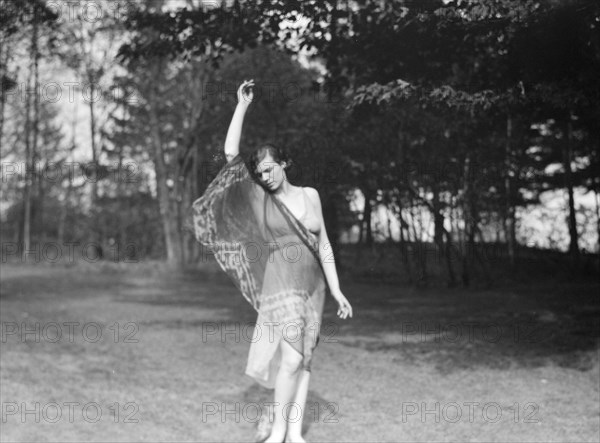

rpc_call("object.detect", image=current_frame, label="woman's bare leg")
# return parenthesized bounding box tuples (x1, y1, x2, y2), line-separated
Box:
(285, 369, 310, 442)
(265, 339, 303, 443)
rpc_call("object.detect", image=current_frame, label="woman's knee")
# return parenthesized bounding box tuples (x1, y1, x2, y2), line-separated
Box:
(279, 342, 303, 375)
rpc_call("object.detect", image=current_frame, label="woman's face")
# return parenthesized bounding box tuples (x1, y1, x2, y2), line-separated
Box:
(256, 153, 287, 192)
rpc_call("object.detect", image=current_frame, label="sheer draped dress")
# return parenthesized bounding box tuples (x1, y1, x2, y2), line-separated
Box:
(190, 154, 327, 388)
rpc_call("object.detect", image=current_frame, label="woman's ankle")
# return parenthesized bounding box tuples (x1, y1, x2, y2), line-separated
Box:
(266, 423, 286, 440)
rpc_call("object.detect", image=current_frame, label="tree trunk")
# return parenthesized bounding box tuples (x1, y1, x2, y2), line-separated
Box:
(563, 117, 580, 264)
(409, 196, 427, 284)
(432, 181, 457, 286)
(474, 223, 494, 288)
(395, 126, 412, 282)
(442, 228, 457, 287)
(149, 99, 183, 267)
(462, 152, 473, 287)
(59, 103, 78, 245)
(363, 188, 373, 245)
(594, 186, 600, 277)
(396, 204, 413, 283)
(88, 78, 104, 258)
(58, 171, 73, 246)
(177, 66, 208, 265)
(595, 135, 600, 261)
(0, 35, 10, 152)
(117, 135, 127, 257)
(31, 33, 40, 240)
(357, 203, 364, 244)
(431, 183, 444, 262)
(186, 137, 200, 262)
(504, 113, 516, 268)
(22, 6, 37, 260)
(89, 79, 98, 204)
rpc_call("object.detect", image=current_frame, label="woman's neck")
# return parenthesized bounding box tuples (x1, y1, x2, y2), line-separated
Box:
(273, 178, 294, 196)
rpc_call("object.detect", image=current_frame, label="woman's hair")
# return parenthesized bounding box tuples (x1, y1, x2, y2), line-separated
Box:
(248, 143, 294, 176)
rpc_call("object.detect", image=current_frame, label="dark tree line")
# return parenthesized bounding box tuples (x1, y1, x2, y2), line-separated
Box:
(1, 0, 598, 285)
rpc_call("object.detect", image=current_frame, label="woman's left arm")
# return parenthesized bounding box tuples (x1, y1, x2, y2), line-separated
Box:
(305, 187, 353, 319)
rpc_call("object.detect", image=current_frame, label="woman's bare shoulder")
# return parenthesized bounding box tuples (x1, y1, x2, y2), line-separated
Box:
(302, 187, 321, 205)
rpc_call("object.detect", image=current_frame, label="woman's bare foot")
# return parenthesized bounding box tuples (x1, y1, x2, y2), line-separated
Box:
(285, 433, 306, 443)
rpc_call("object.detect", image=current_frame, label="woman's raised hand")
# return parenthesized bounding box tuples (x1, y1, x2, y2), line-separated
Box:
(237, 79, 255, 106)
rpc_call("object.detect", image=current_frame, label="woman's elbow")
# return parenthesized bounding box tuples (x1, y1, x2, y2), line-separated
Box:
(224, 148, 238, 162)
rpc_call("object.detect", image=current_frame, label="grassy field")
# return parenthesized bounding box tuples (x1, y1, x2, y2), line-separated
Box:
(1, 260, 598, 442)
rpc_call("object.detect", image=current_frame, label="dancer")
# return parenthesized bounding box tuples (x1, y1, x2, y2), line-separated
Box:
(191, 79, 352, 443)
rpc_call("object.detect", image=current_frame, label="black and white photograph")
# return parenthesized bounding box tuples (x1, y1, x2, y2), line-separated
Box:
(0, 0, 599, 441)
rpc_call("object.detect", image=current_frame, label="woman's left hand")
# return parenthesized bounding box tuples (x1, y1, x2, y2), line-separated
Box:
(332, 291, 353, 319)
(237, 79, 254, 105)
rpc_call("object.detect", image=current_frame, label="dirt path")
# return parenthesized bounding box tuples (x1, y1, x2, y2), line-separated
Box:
(1, 262, 598, 442)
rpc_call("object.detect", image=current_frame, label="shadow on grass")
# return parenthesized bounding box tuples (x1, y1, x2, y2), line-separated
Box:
(2, 263, 599, 375)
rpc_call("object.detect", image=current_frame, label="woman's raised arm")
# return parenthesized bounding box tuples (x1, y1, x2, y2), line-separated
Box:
(224, 79, 254, 162)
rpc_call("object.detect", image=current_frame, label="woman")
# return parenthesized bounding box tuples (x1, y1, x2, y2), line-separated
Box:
(190, 79, 352, 443)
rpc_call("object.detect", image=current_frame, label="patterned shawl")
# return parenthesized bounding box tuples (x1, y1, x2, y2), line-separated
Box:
(188, 154, 326, 317)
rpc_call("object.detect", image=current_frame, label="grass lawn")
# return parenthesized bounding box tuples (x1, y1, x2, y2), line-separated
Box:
(1, 261, 598, 442)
